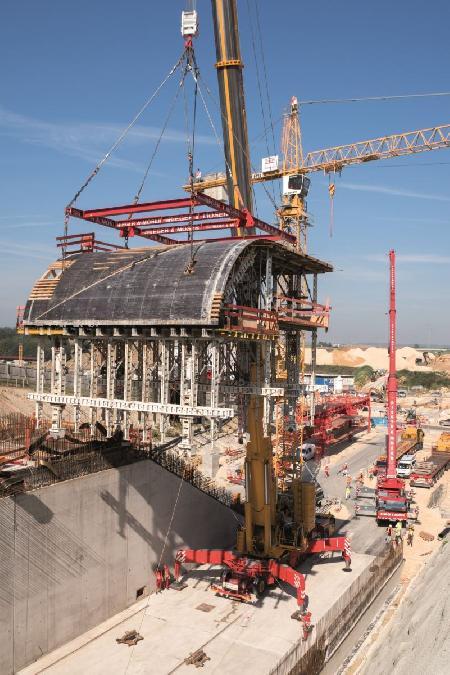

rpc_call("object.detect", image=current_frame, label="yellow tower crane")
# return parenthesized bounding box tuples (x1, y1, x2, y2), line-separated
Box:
(193, 122, 450, 190)
(278, 96, 309, 253)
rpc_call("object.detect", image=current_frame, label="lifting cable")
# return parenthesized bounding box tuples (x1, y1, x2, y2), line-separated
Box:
(246, 0, 277, 207)
(197, 71, 278, 216)
(61, 51, 185, 263)
(122, 66, 191, 246)
(196, 71, 261, 218)
(186, 47, 200, 270)
(299, 91, 450, 106)
(328, 173, 336, 237)
(124, 462, 186, 675)
(253, 0, 281, 204)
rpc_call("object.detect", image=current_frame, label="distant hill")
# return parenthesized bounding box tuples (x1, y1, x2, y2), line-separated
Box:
(0, 327, 37, 358)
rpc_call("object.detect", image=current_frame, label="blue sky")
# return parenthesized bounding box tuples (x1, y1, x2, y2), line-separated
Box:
(1, 0, 449, 344)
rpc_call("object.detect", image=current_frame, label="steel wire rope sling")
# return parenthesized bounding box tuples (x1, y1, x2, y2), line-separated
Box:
(60, 51, 185, 267)
(245, 0, 277, 207)
(124, 461, 187, 675)
(122, 62, 192, 247)
(183, 38, 201, 272)
(196, 70, 278, 215)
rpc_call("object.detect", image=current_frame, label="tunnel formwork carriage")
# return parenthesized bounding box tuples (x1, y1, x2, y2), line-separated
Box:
(20, 238, 331, 462)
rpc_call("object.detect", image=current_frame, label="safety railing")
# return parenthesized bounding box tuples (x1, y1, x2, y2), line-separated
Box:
(222, 304, 279, 337)
(275, 295, 330, 329)
(56, 232, 127, 255)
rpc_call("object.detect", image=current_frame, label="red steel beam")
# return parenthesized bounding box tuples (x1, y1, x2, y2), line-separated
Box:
(67, 195, 295, 245)
(66, 207, 176, 245)
(68, 207, 119, 230)
(252, 216, 296, 243)
(185, 234, 286, 244)
(82, 198, 194, 218)
(137, 220, 241, 236)
(193, 191, 296, 244)
(135, 232, 179, 245)
(115, 210, 228, 228)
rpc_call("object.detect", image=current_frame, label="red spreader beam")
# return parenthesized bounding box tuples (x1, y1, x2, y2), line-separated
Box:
(66, 192, 296, 247)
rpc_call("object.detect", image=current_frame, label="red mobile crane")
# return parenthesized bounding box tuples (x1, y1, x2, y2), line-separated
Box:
(375, 251, 414, 524)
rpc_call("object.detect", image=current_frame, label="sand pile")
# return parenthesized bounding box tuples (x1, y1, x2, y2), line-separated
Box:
(0, 386, 36, 416)
(433, 353, 450, 374)
(304, 346, 430, 372)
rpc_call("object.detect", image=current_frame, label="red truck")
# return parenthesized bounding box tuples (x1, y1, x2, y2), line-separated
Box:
(409, 450, 450, 488)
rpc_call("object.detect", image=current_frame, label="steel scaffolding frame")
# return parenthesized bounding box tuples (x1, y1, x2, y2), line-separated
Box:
(25, 241, 329, 480)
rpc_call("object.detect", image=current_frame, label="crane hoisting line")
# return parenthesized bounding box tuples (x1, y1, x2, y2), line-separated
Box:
(61, 51, 186, 261)
(299, 91, 450, 106)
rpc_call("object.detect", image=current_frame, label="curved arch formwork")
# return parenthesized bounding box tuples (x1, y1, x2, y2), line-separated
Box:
(21, 239, 332, 468)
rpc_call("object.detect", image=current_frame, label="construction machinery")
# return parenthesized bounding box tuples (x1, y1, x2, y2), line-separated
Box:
(409, 450, 450, 488)
(374, 251, 415, 524)
(409, 432, 450, 487)
(175, 369, 351, 618)
(191, 123, 450, 195)
(356, 256, 419, 522)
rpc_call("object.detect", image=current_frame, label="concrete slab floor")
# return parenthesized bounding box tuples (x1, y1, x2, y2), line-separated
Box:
(20, 552, 373, 675)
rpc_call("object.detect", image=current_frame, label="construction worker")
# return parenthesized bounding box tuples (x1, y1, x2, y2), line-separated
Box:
(345, 485, 351, 500)
(395, 521, 403, 544)
(300, 611, 312, 641)
(407, 523, 415, 546)
(163, 564, 171, 589)
(155, 567, 163, 592)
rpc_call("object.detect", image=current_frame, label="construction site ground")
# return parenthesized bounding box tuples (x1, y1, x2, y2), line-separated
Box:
(19, 430, 389, 675)
(19, 550, 374, 675)
(5, 391, 450, 673)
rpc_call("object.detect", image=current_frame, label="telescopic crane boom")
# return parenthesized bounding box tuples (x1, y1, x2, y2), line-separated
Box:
(375, 250, 415, 524)
(174, 4, 351, 630)
(210, 0, 254, 234)
(387, 249, 398, 480)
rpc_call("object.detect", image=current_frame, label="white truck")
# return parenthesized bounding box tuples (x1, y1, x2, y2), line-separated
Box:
(396, 454, 416, 478)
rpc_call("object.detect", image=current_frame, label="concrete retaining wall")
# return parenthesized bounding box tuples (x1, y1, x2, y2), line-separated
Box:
(0, 460, 238, 674)
(269, 544, 403, 675)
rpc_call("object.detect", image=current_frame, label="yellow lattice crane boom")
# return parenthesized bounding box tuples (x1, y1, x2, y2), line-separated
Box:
(278, 96, 308, 252)
(281, 96, 303, 172)
(190, 122, 450, 191)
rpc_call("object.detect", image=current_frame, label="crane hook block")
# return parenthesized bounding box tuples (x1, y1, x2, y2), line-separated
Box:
(181, 10, 198, 38)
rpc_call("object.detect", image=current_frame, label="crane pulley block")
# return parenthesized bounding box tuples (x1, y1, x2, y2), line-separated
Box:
(181, 10, 198, 38)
